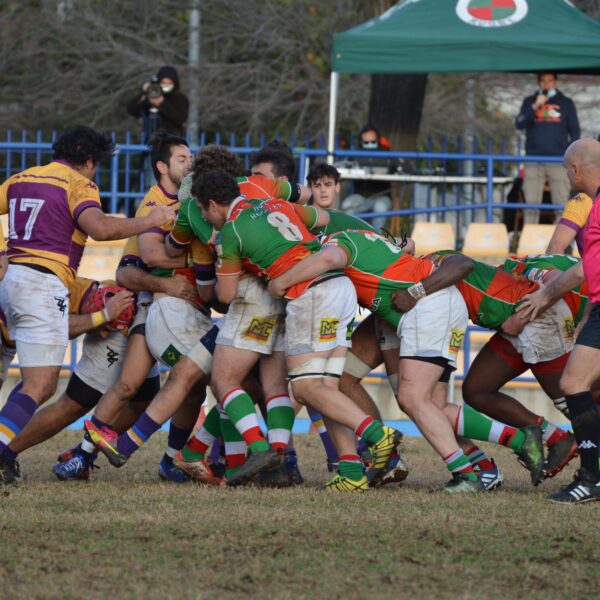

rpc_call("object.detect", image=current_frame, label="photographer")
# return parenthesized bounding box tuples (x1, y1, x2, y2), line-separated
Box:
(516, 72, 580, 225)
(126, 65, 189, 140)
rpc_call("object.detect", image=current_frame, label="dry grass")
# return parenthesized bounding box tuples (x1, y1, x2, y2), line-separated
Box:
(1, 431, 599, 600)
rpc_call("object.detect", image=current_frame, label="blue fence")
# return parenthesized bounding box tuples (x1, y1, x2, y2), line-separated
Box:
(0, 130, 559, 386)
(0, 130, 563, 235)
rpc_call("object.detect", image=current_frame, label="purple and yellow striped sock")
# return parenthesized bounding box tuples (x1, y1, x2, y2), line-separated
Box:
(117, 412, 161, 458)
(0, 384, 37, 459)
(307, 406, 338, 463)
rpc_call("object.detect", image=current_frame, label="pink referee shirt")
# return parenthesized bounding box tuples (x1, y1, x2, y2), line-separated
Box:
(583, 189, 600, 302)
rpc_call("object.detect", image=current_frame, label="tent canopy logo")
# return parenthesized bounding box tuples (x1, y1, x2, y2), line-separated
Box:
(456, 0, 528, 27)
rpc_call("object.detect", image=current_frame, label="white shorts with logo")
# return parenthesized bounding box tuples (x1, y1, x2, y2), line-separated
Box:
(217, 276, 285, 355)
(75, 331, 128, 394)
(397, 286, 468, 368)
(501, 298, 574, 364)
(75, 330, 160, 394)
(0, 264, 69, 366)
(146, 296, 214, 372)
(375, 316, 400, 351)
(285, 276, 357, 356)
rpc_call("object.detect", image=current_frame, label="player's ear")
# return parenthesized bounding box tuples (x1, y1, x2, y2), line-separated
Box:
(156, 160, 169, 176)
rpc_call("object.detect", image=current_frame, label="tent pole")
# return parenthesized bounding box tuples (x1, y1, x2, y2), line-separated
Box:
(326, 71, 339, 164)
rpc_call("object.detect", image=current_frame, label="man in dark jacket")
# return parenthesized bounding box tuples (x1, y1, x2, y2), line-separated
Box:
(127, 65, 189, 140)
(516, 72, 580, 225)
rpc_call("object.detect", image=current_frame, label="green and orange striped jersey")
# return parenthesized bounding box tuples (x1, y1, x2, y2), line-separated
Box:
(502, 254, 588, 324)
(216, 198, 321, 299)
(427, 250, 535, 329)
(323, 229, 434, 329)
(171, 175, 299, 248)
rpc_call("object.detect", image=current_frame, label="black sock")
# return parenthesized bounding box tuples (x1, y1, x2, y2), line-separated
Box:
(565, 392, 600, 480)
(162, 453, 173, 465)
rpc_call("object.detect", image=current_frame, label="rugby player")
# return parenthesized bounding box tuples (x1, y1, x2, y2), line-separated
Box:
(196, 170, 402, 492)
(268, 230, 546, 491)
(519, 138, 600, 503)
(428, 251, 577, 479)
(0, 126, 174, 485)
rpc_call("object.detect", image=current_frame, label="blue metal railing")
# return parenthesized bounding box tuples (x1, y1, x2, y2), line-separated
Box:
(0, 130, 561, 382)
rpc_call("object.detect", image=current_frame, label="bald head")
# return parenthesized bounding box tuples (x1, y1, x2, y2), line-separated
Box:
(563, 138, 600, 196)
(565, 138, 600, 169)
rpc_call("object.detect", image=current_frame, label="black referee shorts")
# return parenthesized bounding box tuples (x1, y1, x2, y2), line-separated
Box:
(576, 303, 600, 350)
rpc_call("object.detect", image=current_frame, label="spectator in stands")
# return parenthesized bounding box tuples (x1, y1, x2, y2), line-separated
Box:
(307, 163, 340, 209)
(341, 124, 392, 229)
(126, 65, 189, 140)
(516, 72, 580, 225)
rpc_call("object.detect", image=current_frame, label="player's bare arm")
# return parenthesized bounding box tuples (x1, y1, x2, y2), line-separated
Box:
(78, 205, 175, 241)
(0, 254, 7, 281)
(215, 272, 240, 305)
(116, 265, 197, 302)
(267, 245, 348, 299)
(165, 233, 187, 258)
(392, 253, 473, 313)
(517, 261, 584, 321)
(138, 232, 187, 270)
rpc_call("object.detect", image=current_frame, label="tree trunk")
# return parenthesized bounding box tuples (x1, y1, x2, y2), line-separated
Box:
(368, 73, 427, 151)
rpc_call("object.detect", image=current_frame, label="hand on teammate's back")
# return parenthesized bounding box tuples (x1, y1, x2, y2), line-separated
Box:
(391, 289, 417, 313)
(515, 280, 551, 321)
(267, 278, 286, 300)
(104, 289, 135, 321)
(163, 274, 198, 302)
(146, 205, 176, 228)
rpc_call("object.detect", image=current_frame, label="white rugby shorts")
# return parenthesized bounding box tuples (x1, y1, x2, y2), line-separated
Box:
(285, 276, 356, 356)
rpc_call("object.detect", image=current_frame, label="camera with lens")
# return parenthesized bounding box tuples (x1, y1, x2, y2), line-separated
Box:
(147, 74, 163, 100)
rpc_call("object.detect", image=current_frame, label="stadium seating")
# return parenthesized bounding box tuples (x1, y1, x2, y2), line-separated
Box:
(462, 223, 509, 258)
(516, 224, 555, 256)
(411, 222, 456, 254)
(77, 254, 120, 282)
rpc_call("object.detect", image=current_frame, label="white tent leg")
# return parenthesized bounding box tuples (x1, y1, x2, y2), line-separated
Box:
(326, 71, 339, 164)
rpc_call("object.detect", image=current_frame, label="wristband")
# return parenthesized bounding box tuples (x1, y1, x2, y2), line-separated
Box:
(91, 309, 109, 328)
(406, 282, 426, 300)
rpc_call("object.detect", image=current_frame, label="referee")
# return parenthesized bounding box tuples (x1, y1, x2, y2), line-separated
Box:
(519, 138, 600, 503)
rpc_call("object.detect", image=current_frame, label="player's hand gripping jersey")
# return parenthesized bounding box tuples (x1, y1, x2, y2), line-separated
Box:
(502, 253, 588, 325)
(321, 229, 434, 329)
(426, 250, 535, 330)
(0, 160, 103, 285)
(216, 199, 323, 299)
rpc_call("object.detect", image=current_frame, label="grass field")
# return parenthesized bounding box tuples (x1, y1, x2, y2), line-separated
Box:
(1, 430, 599, 600)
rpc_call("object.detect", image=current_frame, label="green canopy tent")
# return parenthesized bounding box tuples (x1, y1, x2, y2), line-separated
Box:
(327, 0, 600, 155)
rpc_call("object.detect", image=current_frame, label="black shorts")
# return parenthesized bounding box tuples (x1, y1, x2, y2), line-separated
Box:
(66, 374, 103, 409)
(401, 355, 455, 383)
(576, 303, 600, 350)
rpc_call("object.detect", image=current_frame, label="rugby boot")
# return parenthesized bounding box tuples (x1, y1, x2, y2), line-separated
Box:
(377, 451, 410, 487)
(544, 433, 578, 478)
(84, 420, 128, 468)
(254, 463, 293, 488)
(367, 427, 404, 487)
(227, 447, 281, 487)
(53, 450, 97, 481)
(158, 457, 190, 484)
(0, 455, 21, 486)
(173, 452, 221, 485)
(56, 445, 95, 480)
(283, 449, 304, 485)
(475, 459, 504, 491)
(547, 468, 600, 504)
(442, 472, 484, 493)
(322, 473, 369, 493)
(515, 425, 545, 486)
